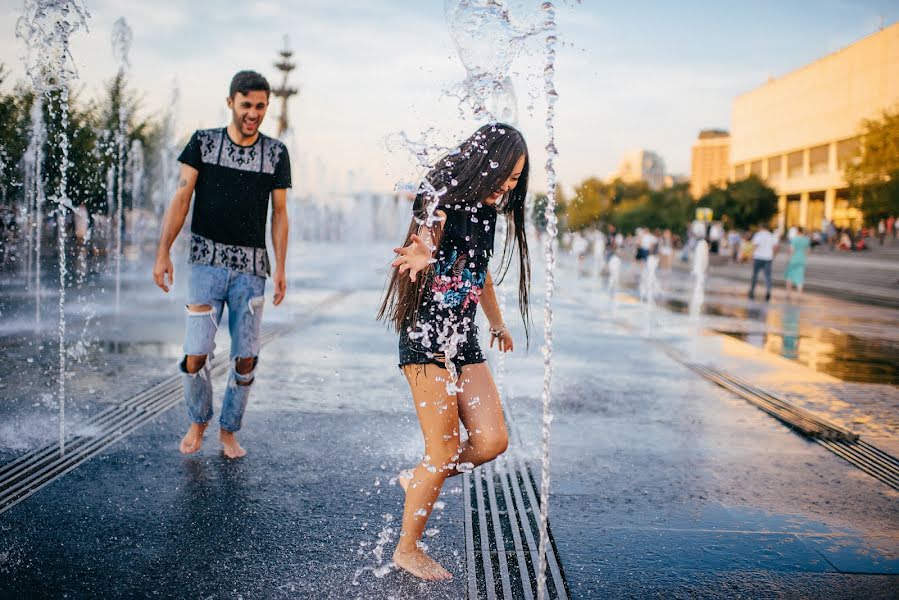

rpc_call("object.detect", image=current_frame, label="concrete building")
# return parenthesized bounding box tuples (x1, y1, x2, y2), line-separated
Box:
(611, 149, 666, 191)
(689, 129, 730, 198)
(730, 22, 899, 231)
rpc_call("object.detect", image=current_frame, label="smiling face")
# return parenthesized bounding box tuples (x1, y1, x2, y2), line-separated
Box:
(227, 90, 269, 139)
(485, 154, 526, 205)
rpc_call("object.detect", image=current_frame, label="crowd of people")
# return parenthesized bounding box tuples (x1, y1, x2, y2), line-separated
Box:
(558, 212, 899, 304)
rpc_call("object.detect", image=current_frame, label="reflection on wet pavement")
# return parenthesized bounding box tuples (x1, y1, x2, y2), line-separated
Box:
(665, 298, 899, 384)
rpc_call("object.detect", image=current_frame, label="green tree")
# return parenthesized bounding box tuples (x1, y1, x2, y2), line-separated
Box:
(697, 175, 777, 229)
(846, 104, 899, 221)
(566, 177, 613, 231)
(0, 65, 33, 206)
(532, 184, 567, 233)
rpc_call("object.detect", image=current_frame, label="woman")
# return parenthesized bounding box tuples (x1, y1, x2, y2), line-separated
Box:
(784, 226, 810, 299)
(378, 123, 531, 581)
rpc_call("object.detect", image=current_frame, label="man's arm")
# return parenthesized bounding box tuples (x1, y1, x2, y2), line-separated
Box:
(152, 164, 199, 292)
(270, 188, 289, 306)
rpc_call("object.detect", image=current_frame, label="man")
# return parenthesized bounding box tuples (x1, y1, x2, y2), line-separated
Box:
(748, 224, 777, 301)
(152, 70, 291, 458)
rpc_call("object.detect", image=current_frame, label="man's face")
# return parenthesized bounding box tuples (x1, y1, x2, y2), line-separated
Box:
(227, 90, 269, 137)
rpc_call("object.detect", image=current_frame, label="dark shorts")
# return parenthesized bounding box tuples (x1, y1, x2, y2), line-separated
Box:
(397, 327, 486, 370)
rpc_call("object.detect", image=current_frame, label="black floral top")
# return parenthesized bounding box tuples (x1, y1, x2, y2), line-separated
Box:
(398, 202, 497, 369)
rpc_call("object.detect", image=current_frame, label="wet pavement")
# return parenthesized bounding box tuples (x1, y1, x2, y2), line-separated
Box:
(1, 243, 898, 598)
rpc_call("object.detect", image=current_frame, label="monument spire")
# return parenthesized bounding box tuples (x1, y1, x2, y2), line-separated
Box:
(272, 36, 299, 138)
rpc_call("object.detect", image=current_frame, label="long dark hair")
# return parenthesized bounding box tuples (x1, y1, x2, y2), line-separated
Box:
(378, 123, 531, 344)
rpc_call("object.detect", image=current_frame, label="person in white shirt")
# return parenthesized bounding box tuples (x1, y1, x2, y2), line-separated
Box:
(748, 226, 778, 301)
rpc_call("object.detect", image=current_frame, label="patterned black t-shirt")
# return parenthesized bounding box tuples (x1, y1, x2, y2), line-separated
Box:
(178, 127, 291, 249)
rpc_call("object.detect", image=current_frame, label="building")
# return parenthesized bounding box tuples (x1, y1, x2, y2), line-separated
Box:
(689, 129, 730, 198)
(730, 22, 899, 231)
(611, 149, 666, 191)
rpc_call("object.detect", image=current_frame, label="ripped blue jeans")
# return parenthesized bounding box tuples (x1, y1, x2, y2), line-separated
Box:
(181, 264, 266, 432)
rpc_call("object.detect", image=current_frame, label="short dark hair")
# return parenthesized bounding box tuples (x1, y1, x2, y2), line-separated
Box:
(229, 70, 270, 98)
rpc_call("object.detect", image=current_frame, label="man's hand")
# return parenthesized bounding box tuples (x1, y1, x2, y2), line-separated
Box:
(392, 234, 433, 282)
(153, 254, 174, 293)
(273, 270, 286, 306)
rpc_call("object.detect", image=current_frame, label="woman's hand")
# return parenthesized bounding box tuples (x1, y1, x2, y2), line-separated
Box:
(489, 325, 514, 353)
(392, 234, 433, 282)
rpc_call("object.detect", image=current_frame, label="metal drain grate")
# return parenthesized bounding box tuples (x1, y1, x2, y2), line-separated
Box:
(463, 453, 570, 600)
(665, 350, 899, 492)
(0, 292, 349, 514)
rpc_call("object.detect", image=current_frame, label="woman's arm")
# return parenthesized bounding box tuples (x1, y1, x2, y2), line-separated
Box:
(392, 209, 445, 282)
(480, 272, 514, 352)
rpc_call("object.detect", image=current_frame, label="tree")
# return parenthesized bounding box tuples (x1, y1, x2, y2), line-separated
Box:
(566, 177, 613, 231)
(697, 175, 777, 229)
(846, 104, 899, 221)
(532, 184, 567, 233)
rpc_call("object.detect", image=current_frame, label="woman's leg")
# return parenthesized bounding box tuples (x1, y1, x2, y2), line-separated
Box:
(394, 364, 460, 580)
(451, 362, 509, 473)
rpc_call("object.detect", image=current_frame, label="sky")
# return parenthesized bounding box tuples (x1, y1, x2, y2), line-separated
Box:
(1, 0, 897, 194)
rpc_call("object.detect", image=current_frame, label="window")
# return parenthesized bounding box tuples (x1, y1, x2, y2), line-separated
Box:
(750, 160, 762, 176)
(809, 144, 829, 174)
(734, 164, 746, 179)
(787, 151, 804, 178)
(767, 156, 782, 180)
(837, 137, 860, 171)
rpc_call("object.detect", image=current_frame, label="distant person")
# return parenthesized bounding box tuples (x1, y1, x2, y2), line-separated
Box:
(152, 70, 291, 459)
(784, 226, 810, 300)
(727, 229, 742, 262)
(748, 224, 778, 301)
(878, 218, 887, 245)
(636, 228, 657, 261)
(887, 214, 896, 240)
(708, 221, 723, 254)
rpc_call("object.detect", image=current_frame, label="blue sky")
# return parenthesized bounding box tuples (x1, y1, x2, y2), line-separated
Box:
(1, 0, 897, 193)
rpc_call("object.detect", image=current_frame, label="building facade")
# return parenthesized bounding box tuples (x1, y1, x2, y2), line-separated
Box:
(611, 149, 666, 191)
(730, 23, 899, 231)
(689, 129, 730, 199)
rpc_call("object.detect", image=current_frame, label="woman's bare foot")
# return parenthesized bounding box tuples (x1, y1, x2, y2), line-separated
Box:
(397, 469, 413, 493)
(393, 547, 452, 581)
(219, 430, 247, 459)
(179, 423, 208, 454)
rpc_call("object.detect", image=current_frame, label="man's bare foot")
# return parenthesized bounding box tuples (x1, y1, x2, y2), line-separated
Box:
(179, 423, 208, 454)
(219, 430, 247, 459)
(393, 547, 452, 581)
(398, 469, 413, 493)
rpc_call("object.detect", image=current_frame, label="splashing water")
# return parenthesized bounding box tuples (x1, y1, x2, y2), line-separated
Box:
(22, 97, 46, 326)
(607, 253, 621, 314)
(639, 254, 660, 337)
(690, 239, 709, 323)
(111, 17, 132, 315)
(16, 0, 90, 457)
(536, 4, 560, 598)
(444, 0, 543, 122)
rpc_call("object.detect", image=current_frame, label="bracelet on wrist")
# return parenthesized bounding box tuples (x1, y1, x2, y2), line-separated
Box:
(489, 324, 507, 337)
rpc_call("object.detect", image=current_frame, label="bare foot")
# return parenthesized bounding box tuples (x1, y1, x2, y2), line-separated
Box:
(219, 430, 247, 459)
(393, 547, 452, 581)
(179, 423, 208, 454)
(398, 469, 413, 493)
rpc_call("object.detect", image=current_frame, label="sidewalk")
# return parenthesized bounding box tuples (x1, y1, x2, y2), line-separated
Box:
(674, 238, 899, 308)
(1, 244, 897, 598)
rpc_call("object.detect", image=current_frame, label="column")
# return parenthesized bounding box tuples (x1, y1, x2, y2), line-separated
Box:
(778, 195, 787, 232)
(825, 188, 836, 221)
(799, 191, 809, 228)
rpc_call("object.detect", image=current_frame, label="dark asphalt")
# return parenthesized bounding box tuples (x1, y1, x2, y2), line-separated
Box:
(1, 243, 898, 599)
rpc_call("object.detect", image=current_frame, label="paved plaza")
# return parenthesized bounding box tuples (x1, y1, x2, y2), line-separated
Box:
(0, 243, 897, 599)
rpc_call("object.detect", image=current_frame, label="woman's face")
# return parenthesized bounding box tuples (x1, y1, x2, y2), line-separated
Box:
(485, 154, 526, 205)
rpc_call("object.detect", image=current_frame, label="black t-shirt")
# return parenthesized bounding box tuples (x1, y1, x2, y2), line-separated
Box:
(178, 127, 291, 248)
